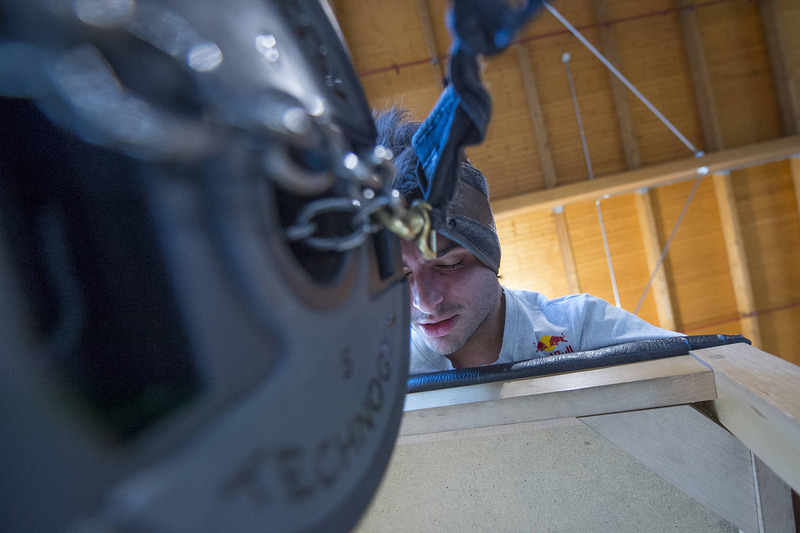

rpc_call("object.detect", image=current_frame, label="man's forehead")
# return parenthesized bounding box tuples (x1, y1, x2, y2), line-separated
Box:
(434, 234, 463, 257)
(401, 233, 465, 264)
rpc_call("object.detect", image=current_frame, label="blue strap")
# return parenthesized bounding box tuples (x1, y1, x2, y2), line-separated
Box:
(411, 0, 543, 210)
(450, 0, 545, 56)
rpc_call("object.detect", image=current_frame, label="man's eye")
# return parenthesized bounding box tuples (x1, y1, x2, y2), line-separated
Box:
(439, 259, 464, 271)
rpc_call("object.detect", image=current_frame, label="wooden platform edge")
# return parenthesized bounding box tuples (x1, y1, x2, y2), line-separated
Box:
(582, 405, 760, 532)
(399, 355, 716, 438)
(690, 344, 800, 494)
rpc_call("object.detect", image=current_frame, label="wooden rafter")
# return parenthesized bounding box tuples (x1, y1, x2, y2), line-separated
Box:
(678, 0, 723, 152)
(792, 156, 800, 222)
(760, 0, 800, 135)
(517, 43, 558, 189)
(414, 0, 446, 89)
(712, 171, 761, 346)
(493, 135, 800, 217)
(634, 189, 677, 331)
(593, 0, 640, 169)
(552, 207, 581, 294)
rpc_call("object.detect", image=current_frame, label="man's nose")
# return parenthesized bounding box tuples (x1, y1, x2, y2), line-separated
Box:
(411, 271, 443, 314)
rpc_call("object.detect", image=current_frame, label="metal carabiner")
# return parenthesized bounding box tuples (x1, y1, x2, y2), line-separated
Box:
(408, 201, 437, 260)
(373, 200, 437, 260)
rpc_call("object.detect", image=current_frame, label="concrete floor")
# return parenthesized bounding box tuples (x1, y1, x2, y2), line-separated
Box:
(353, 420, 735, 532)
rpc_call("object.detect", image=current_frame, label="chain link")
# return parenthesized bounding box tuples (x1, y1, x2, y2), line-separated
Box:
(285, 144, 437, 260)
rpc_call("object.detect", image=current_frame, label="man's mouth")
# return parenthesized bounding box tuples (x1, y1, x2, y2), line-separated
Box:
(418, 315, 458, 338)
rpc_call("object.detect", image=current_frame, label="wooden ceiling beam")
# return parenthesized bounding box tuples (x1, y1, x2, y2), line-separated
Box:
(517, 43, 558, 189)
(760, 0, 800, 135)
(552, 207, 581, 294)
(678, 0, 723, 152)
(634, 189, 677, 331)
(414, 0, 446, 89)
(593, 0, 640, 169)
(792, 156, 800, 223)
(712, 171, 761, 347)
(493, 134, 800, 217)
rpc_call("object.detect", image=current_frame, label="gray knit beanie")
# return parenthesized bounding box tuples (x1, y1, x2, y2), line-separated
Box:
(374, 108, 501, 273)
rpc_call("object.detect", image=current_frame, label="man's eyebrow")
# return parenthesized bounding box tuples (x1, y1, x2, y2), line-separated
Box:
(436, 242, 464, 258)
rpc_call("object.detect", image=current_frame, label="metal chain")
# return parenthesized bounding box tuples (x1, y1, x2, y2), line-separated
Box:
(285, 145, 437, 260)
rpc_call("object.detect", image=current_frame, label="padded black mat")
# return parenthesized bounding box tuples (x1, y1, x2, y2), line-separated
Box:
(407, 334, 749, 393)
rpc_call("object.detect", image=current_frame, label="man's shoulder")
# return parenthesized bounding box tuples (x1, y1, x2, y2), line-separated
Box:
(499, 288, 584, 362)
(505, 288, 602, 312)
(504, 290, 619, 331)
(503, 287, 547, 306)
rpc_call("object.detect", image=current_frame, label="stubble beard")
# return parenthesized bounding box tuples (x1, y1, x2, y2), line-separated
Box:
(412, 282, 500, 357)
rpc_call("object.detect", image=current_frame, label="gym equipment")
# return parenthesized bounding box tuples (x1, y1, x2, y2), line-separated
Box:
(0, 1, 409, 531)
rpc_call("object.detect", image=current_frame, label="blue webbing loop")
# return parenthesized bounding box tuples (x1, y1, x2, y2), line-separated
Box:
(411, 0, 544, 211)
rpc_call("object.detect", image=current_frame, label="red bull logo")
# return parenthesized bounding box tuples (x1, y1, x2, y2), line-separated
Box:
(536, 333, 573, 354)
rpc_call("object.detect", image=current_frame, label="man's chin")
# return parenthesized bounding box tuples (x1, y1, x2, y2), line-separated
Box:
(418, 334, 462, 358)
(412, 322, 466, 354)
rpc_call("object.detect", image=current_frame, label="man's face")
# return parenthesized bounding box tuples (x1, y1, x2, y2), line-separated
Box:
(401, 233, 501, 356)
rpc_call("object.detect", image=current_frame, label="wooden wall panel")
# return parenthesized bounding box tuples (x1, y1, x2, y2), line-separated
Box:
(495, 210, 570, 299)
(413, 0, 449, 60)
(698, 0, 783, 148)
(468, 51, 548, 198)
(733, 160, 800, 363)
(362, 66, 440, 120)
(336, 0, 430, 72)
(681, 316, 743, 338)
(339, 0, 443, 119)
(564, 202, 617, 304)
(759, 308, 800, 367)
(650, 179, 739, 333)
(564, 196, 663, 328)
(733, 162, 800, 306)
